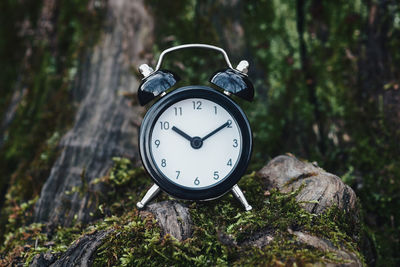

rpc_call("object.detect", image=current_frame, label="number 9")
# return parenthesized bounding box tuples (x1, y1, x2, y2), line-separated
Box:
(155, 140, 160, 148)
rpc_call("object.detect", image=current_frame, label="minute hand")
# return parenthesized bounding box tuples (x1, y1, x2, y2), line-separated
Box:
(201, 121, 230, 141)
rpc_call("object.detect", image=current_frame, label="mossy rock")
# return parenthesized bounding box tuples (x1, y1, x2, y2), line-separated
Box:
(1, 155, 365, 266)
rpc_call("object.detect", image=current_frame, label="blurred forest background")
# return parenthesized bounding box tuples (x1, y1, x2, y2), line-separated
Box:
(0, 0, 399, 266)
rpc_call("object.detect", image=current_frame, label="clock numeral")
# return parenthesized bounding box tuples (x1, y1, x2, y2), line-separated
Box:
(214, 106, 217, 114)
(213, 171, 219, 180)
(154, 139, 160, 148)
(227, 159, 232, 166)
(160, 121, 170, 130)
(161, 159, 166, 167)
(174, 107, 182, 116)
(233, 139, 238, 148)
(192, 101, 202, 110)
(194, 177, 200, 185)
(227, 120, 233, 128)
(176, 171, 180, 179)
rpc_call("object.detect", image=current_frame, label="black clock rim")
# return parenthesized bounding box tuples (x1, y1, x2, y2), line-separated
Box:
(139, 85, 252, 200)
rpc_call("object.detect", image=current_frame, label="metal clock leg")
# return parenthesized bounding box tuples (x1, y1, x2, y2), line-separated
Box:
(231, 184, 252, 211)
(136, 184, 160, 209)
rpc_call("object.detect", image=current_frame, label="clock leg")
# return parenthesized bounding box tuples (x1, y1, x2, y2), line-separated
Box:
(231, 184, 252, 211)
(136, 184, 160, 209)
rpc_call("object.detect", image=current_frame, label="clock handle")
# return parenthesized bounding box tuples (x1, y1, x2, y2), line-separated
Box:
(155, 43, 233, 71)
(137, 184, 161, 209)
(231, 184, 253, 211)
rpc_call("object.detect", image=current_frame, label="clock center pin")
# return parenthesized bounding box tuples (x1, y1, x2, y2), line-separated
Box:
(191, 137, 203, 149)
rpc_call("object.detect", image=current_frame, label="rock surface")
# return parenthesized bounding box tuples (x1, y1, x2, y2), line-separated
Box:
(257, 154, 357, 214)
(144, 200, 193, 241)
(34, 0, 152, 226)
(255, 154, 361, 266)
(291, 230, 362, 267)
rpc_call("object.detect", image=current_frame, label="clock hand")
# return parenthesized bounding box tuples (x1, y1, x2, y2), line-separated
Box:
(172, 126, 193, 142)
(201, 120, 230, 141)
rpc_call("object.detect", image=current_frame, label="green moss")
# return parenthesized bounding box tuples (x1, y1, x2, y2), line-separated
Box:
(0, 221, 84, 266)
(1, 159, 365, 266)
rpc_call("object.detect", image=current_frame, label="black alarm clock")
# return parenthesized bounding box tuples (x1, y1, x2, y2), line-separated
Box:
(136, 44, 254, 211)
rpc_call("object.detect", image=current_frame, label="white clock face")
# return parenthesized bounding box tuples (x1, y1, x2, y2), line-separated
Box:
(150, 98, 242, 189)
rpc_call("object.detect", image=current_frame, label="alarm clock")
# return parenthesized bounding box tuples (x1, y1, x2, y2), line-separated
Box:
(136, 44, 254, 211)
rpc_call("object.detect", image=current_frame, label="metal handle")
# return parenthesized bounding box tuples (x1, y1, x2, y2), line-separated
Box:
(155, 43, 233, 71)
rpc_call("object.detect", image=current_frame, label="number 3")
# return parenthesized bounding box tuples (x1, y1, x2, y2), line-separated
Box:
(233, 139, 238, 147)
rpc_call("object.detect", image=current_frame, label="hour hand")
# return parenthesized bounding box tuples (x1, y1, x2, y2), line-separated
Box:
(172, 126, 193, 142)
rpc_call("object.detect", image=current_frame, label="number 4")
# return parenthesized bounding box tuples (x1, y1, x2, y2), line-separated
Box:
(227, 159, 232, 166)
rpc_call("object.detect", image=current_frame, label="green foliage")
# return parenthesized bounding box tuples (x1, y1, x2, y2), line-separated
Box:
(108, 157, 140, 186)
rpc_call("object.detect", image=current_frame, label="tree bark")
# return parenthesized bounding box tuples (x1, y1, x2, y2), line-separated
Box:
(30, 229, 113, 267)
(34, 0, 153, 227)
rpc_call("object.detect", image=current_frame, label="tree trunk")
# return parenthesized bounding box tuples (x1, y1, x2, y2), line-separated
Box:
(34, 0, 153, 227)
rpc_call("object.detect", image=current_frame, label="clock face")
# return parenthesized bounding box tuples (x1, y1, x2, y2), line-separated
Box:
(139, 86, 252, 200)
(150, 98, 242, 189)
